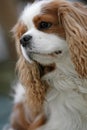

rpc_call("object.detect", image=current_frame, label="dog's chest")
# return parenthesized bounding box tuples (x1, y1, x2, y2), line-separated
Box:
(42, 68, 80, 92)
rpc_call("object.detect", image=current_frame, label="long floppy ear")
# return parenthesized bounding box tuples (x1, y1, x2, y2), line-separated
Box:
(58, 2, 87, 78)
(12, 21, 28, 57)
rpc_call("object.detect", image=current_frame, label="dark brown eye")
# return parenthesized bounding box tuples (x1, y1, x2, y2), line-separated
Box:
(38, 21, 52, 30)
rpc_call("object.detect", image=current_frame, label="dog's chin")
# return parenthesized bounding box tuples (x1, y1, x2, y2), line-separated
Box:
(22, 48, 62, 77)
(28, 51, 62, 77)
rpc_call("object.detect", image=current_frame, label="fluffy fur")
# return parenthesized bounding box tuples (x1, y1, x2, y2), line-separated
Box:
(9, 0, 87, 130)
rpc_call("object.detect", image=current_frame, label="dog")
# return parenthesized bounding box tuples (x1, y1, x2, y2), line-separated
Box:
(9, 0, 87, 130)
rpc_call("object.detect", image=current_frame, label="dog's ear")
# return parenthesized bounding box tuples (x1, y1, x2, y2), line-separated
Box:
(12, 21, 27, 57)
(58, 2, 87, 78)
(12, 21, 27, 39)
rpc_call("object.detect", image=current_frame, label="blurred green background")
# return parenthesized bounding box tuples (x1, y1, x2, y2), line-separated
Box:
(0, 0, 86, 129)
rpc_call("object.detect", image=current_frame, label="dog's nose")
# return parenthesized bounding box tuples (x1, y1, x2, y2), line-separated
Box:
(20, 35, 32, 47)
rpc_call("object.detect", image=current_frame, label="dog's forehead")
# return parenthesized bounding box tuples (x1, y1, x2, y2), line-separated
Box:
(20, 1, 53, 28)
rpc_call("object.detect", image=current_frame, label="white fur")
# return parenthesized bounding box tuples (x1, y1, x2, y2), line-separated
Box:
(13, 1, 87, 130)
(3, 124, 15, 130)
(21, 28, 67, 64)
(39, 55, 87, 130)
(13, 83, 25, 103)
(20, 0, 51, 29)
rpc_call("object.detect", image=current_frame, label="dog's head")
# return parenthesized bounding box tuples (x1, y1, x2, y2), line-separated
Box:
(13, 0, 87, 77)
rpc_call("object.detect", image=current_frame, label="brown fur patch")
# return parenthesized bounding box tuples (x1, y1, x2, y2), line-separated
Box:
(12, 22, 28, 56)
(58, 1, 87, 78)
(39, 63, 56, 77)
(16, 57, 49, 120)
(13, 22, 27, 39)
(10, 102, 47, 130)
(11, 103, 29, 130)
(33, 1, 65, 38)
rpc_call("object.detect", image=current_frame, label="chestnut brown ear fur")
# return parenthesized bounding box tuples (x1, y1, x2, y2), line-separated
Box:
(10, 102, 47, 130)
(16, 57, 48, 120)
(12, 21, 28, 57)
(58, 2, 87, 78)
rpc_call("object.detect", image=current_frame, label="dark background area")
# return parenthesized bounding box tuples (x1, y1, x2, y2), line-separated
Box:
(0, 0, 87, 130)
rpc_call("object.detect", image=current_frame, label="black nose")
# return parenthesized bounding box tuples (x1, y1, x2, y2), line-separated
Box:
(20, 35, 32, 47)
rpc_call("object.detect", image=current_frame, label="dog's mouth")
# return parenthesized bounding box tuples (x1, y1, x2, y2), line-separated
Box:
(48, 50, 62, 56)
(29, 50, 62, 57)
(28, 50, 61, 77)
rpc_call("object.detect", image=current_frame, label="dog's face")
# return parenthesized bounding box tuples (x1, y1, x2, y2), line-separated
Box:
(14, 0, 68, 65)
(13, 0, 87, 77)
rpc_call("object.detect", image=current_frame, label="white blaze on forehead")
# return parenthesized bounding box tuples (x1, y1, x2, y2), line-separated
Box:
(20, 1, 50, 28)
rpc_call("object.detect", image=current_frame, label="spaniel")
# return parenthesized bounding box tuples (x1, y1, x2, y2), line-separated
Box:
(9, 0, 87, 130)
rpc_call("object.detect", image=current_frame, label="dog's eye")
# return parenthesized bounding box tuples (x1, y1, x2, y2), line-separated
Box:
(38, 21, 52, 30)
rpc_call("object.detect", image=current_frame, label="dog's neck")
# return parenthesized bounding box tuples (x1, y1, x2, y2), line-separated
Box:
(42, 51, 87, 97)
